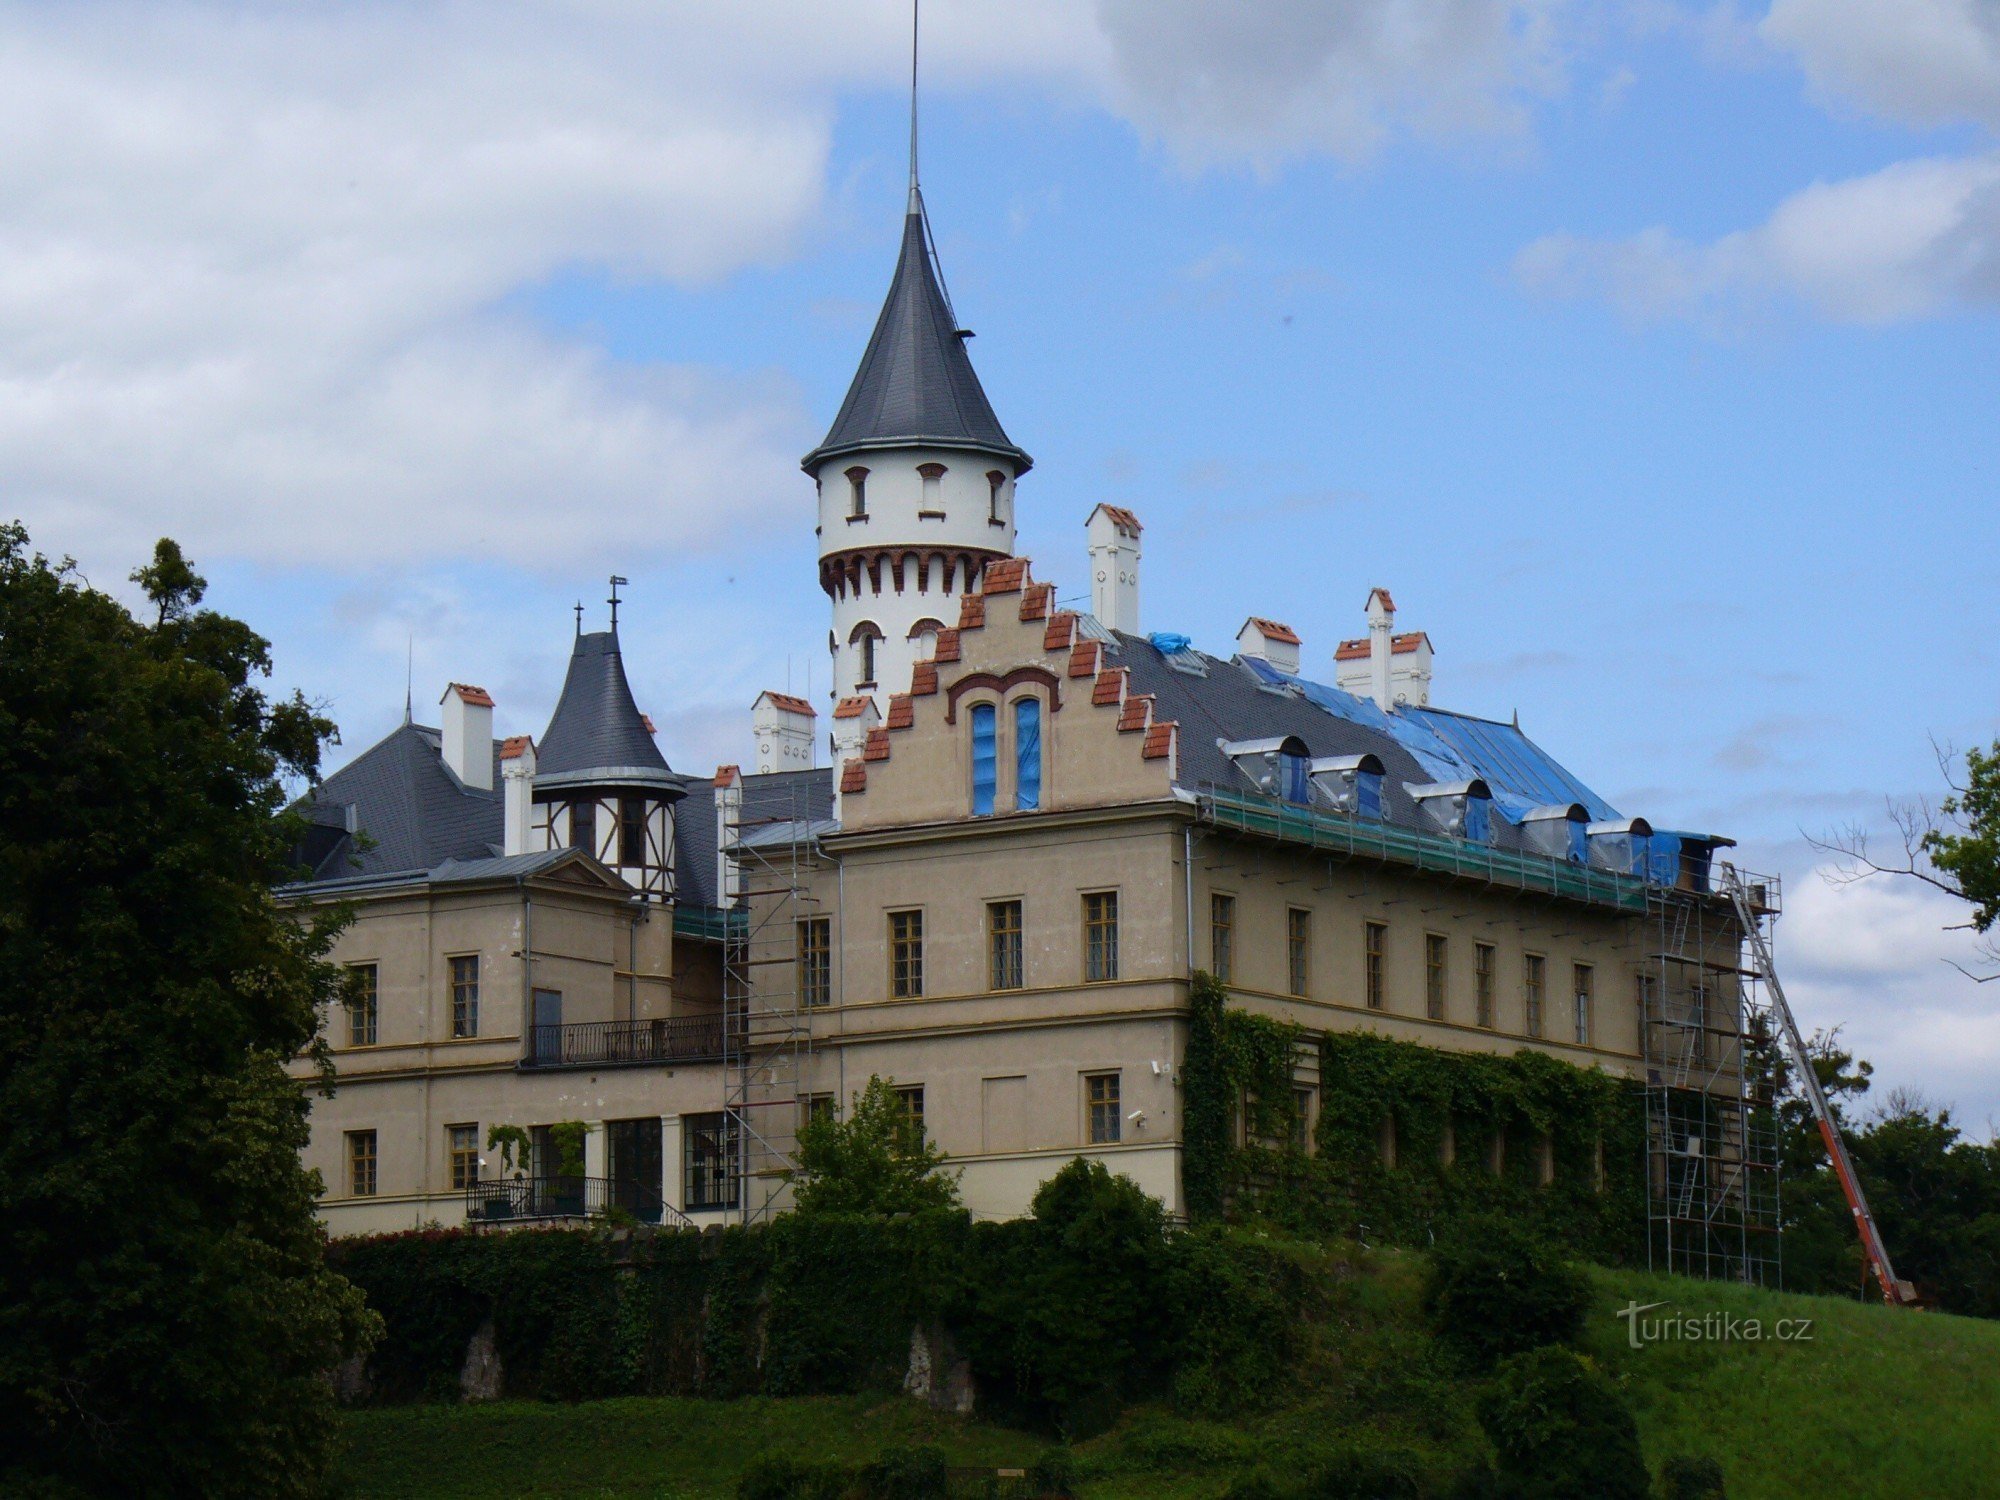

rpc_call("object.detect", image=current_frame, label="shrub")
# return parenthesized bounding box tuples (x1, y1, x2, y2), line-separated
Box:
(859, 1444, 949, 1499)
(1028, 1446, 1079, 1497)
(737, 1455, 852, 1500)
(1476, 1347, 1647, 1500)
(1657, 1454, 1727, 1499)
(1297, 1445, 1426, 1498)
(1166, 1227, 1312, 1414)
(1422, 1214, 1591, 1370)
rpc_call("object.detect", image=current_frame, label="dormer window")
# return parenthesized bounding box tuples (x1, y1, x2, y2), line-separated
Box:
(917, 461, 947, 518)
(1221, 736, 1312, 804)
(845, 466, 869, 518)
(987, 470, 1006, 523)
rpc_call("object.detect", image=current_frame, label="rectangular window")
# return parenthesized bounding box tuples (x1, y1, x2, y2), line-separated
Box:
(1425, 934, 1448, 1021)
(447, 1123, 479, 1191)
(1210, 893, 1235, 982)
(801, 1093, 836, 1131)
(988, 900, 1024, 991)
(618, 796, 646, 867)
(449, 954, 479, 1038)
(568, 799, 596, 855)
(684, 1111, 740, 1211)
(1083, 892, 1120, 983)
(1287, 908, 1311, 997)
(1524, 953, 1546, 1037)
(1086, 1072, 1121, 1144)
(1475, 943, 1496, 1029)
(970, 702, 997, 816)
(1364, 922, 1386, 1010)
(1292, 1087, 1315, 1154)
(894, 1085, 926, 1142)
(1014, 697, 1043, 811)
(346, 1130, 378, 1197)
(799, 918, 832, 1007)
(347, 962, 379, 1047)
(889, 910, 924, 998)
(1574, 964, 1594, 1045)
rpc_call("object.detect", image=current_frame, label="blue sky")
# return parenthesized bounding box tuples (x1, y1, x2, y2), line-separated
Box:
(6, 2, 1998, 1125)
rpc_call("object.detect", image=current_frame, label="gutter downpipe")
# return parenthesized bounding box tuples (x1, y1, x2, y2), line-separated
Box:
(521, 883, 534, 1065)
(1183, 822, 1195, 982)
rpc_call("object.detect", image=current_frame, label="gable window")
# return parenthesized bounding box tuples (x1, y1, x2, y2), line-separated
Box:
(890, 910, 924, 999)
(970, 702, 997, 815)
(1086, 1072, 1121, 1144)
(448, 1123, 479, 1191)
(346, 1130, 378, 1197)
(1475, 943, 1496, 1029)
(987, 470, 1006, 523)
(1575, 963, 1594, 1046)
(1083, 892, 1119, 983)
(1364, 922, 1386, 1010)
(799, 918, 831, 1008)
(988, 900, 1024, 991)
(917, 460, 947, 516)
(568, 800, 596, 855)
(450, 955, 479, 1039)
(845, 465, 869, 518)
(1013, 696, 1043, 811)
(1210, 894, 1236, 982)
(1524, 953, 1547, 1037)
(347, 962, 378, 1047)
(618, 796, 646, 868)
(684, 1111, 739, 1211)
(1287, 908, 1311, 997)
(1425, 934, 1448, 1021)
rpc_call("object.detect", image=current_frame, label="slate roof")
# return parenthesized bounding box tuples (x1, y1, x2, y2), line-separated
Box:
(293, 722, 502, 882)
(802, 192, 1031, 474)
(537, 629, 683, 796)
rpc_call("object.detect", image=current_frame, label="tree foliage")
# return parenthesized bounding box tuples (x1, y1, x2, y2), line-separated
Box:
(0, 527, 375, 1497)
(789, 1075, 961, 1216)
(1926, 740, 2000, 935)
(1475, 1347, 1648, 1500)
(1421, 1214, 1591, 1371)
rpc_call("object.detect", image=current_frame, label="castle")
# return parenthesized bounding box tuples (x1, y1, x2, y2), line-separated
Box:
(285, 162, 1762, 1269)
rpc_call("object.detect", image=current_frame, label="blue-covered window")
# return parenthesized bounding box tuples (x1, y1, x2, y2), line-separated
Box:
(1566, 819, 1588, 865)
(1356, 771, 1384, 820)
(971, 703, 997, 816)
(1281, 751, 1311, 804)
(1014, 697, 1042, 811)
(1463, 796, 1492, 845)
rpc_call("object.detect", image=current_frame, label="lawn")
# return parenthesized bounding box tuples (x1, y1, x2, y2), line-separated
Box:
(335, 1261, 2000, 1499)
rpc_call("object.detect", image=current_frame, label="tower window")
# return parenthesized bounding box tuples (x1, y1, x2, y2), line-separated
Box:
(845, 466, 868, 517)
(569, 800, 596, 855)
(970, 702, 997, 815)
(917, 461, 946, 517)
(850, 622, 882, 689)
(618, 796, 646, 867)
(1013, 696, 1042, 811)
(987, 470, 1006, 524)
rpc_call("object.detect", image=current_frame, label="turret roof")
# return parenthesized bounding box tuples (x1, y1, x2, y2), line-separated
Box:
(537, 629, 682, 796)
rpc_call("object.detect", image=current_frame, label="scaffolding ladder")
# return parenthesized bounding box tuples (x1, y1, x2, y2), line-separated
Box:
(1717, 864, 1918, 1307)
(1642, 873, 1781, 1285)
(721, 778, 820, 1225)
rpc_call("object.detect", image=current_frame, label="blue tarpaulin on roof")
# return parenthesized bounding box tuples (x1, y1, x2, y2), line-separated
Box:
(1238, 657, 1622, 825)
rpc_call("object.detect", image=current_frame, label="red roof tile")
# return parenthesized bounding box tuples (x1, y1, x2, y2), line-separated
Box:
(840, 759, 867, 794)
(1334, 632, 1431, 662)
(1142, 721, 1176, 760)
(1092, 503, 1143, 536)
(713, 763, 740, 787)
(958, 594, 986, 630)
(1118, 694, 1152, 732)
(1044, 612, 1076, 652)
(832, 696, 873, 720)
(758, 691, 816, 717)
(447, 682, 495, 708)
(1019, 581, 1054, 622)
(499, 734, 534, 761)
(1067, 641, 1099, 678)
(1244, 616, 1300, 645)
(1092, 668, 1126, 706)
(886, 694, 914, 730)
(982, 557, 1028, 594)
(934, 628, 962, 663)
(641, 714, 658, 735)
(1367, 586, 1396, 614)
(910, 661, 939, 696)
(863, 727, 891, 762)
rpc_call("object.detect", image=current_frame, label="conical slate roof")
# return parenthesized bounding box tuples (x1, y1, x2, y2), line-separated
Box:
(537, 629, 682, 796)
(803, 191, 1031, 473)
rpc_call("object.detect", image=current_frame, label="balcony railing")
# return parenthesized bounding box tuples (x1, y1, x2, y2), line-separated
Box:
(523, 1015, 726, 1070)
(465, 1174, 693, 1228)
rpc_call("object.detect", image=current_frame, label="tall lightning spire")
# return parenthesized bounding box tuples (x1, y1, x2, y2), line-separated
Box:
(908, 0, 921, 207)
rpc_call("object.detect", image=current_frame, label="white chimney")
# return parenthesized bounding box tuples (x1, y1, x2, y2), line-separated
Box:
(1333, 590, 1434, 710)
(1365, 589, 1394, 711)
(501, 736, 536, 855)
(440, 683, 495, 790)
(751, 691, 816, 773)
(829, 696, 881, 821)
(714, 764, 742, 902)
(1086, 504, 1142, 634)
(1235, 617, 1301, 675)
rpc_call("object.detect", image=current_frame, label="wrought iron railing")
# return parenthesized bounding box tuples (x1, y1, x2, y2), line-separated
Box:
(464, 1174, 693, 1229)
(523, 1015, 726, 1069)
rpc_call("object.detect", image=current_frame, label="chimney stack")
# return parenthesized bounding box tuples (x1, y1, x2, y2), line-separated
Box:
(440, 683, 495, 790)
(1333, 589, 1434, 710)
(751, 691, 817, 773)
(713, 764, 742, 902)
(1365, 589, 1394, 711)
(1235, 617, 1302, 675)
(500, 736, 536, 855)
(1086, 504, 1142, 634)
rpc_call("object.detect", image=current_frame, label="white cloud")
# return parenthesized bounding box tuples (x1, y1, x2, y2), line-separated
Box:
(1763, 0, 2000, 130)
(1515, 150, 2000, 324)
(1093, 0, 1570, 172)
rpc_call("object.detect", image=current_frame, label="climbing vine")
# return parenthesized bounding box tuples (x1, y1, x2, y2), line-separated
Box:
(1183, 971, 1304, 1222)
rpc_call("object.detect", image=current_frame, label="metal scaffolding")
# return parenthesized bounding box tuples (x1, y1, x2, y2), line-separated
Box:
(721, 777, 823, 1225)
(1642, 872, 1781, 1285)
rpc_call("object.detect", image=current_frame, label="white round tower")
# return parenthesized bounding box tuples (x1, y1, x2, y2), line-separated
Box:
(804, 187, 1031, 706)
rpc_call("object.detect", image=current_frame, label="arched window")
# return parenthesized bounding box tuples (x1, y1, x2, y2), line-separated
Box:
(970, 703, 997, 816)
(987, 470, 1006, 523)
(917, 461, 947, 517)
(908, 616, 946, 660)
(850, 621, 883, 688)
(845, 466, 869, 518)
(1013, 697, 1042, 811)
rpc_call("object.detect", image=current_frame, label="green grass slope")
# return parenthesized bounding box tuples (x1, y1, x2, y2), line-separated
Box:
(334, 1257, 2000, 1500)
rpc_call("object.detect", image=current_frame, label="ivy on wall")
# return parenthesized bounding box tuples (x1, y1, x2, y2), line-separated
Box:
(1182, 973, 1646, 1262)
